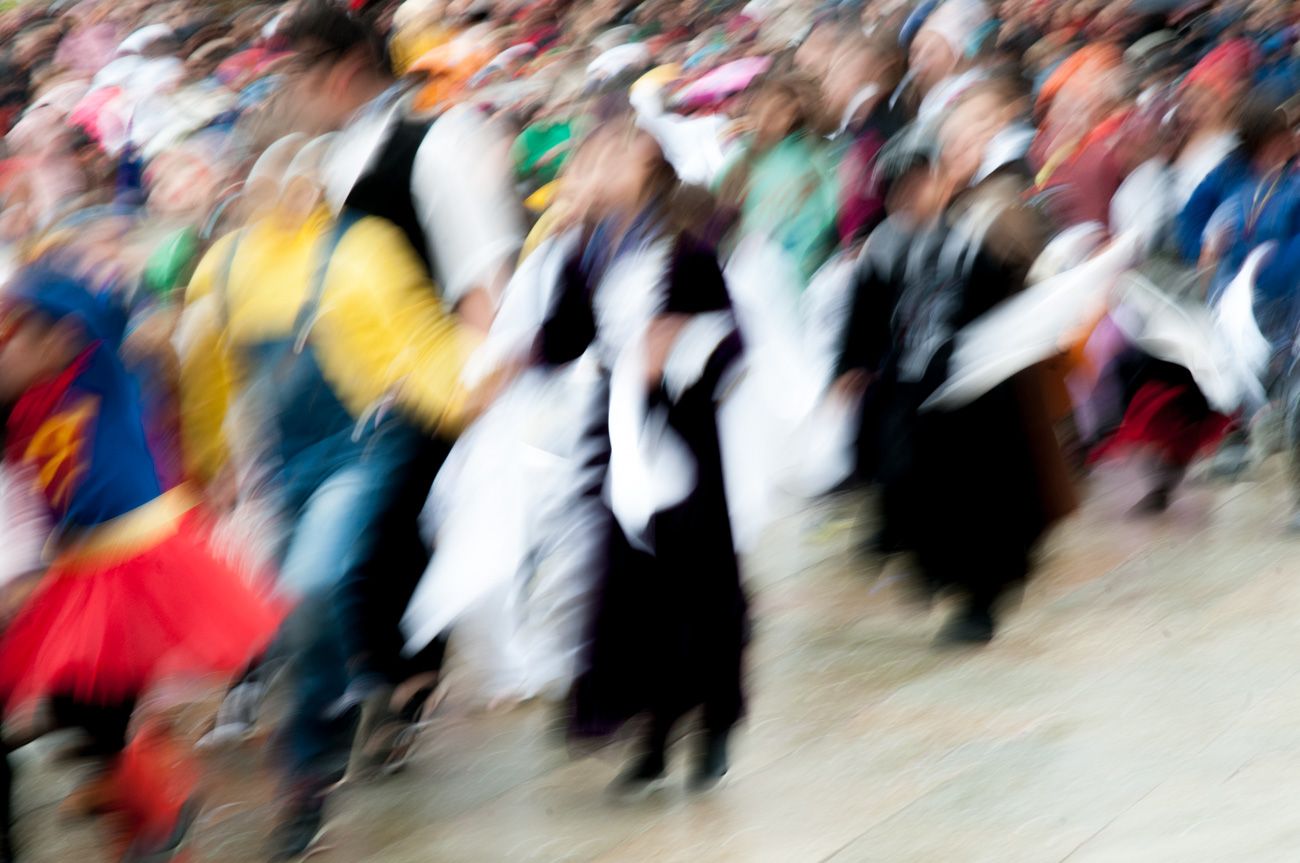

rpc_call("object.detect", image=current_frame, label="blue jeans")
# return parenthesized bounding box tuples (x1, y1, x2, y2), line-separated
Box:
(275, 426, 421, 779)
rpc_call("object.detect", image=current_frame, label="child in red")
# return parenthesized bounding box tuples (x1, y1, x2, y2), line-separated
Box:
(0, 258, 281, 860)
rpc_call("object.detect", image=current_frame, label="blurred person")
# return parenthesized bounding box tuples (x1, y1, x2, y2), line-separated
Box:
(179, 134, 480, 860)
(529, 123, 747, 796)
(823, 31, 907, 247)
(1165, 41, 1250, 216)
(1084, 98, 1293, 515)
(900, 0, 992, 121)
(0, 257, 282, 861)
(840, 74, 1074, 644)
(1194, 97, 1300, 351)
(270, 0, 525, 782)
(715, 73, 839, 284)
(1032, 43, 1134, 229)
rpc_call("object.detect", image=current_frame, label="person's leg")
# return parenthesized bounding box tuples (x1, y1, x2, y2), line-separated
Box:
(270, 459, 402, 859)
(694, 611, 746, 791)
(48, 696, 195, 859)
(332, 433, 449, 777)
(609, 710, 678, 797)
(337, 434, 449, 691)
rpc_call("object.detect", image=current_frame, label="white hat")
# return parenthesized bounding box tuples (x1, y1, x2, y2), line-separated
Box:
(247, 133, 308, 189)
(917, 0, 990, 58)
(282, 133, 338, 192)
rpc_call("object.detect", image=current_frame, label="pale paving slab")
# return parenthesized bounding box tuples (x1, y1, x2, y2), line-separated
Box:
(13, 462, 1300, 862)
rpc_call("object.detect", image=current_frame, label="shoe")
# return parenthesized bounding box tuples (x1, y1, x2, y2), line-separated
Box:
(196, 681, 265, 749)
(607, 751, 667, 801)
(689, 734, 729, 793)
(1129, 487, 1170, 516)
(120, 798, 200, 863)
(1208, 443, 1250, 479)
(333, 683, 395, 788)
(381, 678, 445, 775)
(935, 605, 995, 646)
(268, 794, 330, 861)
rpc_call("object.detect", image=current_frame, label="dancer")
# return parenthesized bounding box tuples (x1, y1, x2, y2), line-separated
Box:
(180, 136, 478, 859)
(539, 124, 747, 795)
(274, 0, 524, 753)
(842, 74, 1075, 644)
(0, 257, 281, 861)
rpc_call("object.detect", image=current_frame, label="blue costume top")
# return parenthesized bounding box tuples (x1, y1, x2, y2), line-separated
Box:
(4, 264, 163, 530)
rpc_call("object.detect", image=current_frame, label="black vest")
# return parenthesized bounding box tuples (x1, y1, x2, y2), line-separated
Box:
(343, 118, 438, 280)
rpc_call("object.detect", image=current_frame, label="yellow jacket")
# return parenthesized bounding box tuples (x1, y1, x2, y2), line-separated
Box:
(180, 209, 476, 484)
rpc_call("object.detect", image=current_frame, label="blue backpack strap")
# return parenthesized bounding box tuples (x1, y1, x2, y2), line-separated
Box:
(293, 210, 366, 352)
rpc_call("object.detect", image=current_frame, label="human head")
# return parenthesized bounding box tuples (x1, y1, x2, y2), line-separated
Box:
(749, 74, 817, 150)
(939, 72, 1028, 189)
(910, 0, 990, 96)
(0, 302, 82, 401)
(1237, 97, 1295, 173)
(824, 32, 905, 121)
(570, 121, 677, 222)
(278, 0, 393, 133)
(793, 20, 840, 80)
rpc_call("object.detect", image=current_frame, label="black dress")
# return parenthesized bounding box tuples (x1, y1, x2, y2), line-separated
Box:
(539, 227, 749, 743)
(844, 171, 1074, 606)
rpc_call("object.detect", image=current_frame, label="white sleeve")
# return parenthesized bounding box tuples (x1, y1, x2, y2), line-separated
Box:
(411, 105, 526, 306)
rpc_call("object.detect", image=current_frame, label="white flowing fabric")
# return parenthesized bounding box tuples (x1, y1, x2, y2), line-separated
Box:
(1114, 245, 1271, 413)
(924, 158, 1180, 412)
(403, 235, 591, 691)
(718, 238, 858, 553)
(1212, 246, 1272, 405)
(802, 250, 860, 393)
(404, 367, 589, 701)
(1109, 158, 1172, 256)
(603, 244, 696, 547)
(629, 76, 733, 187)
(923, 230, 1144, 411)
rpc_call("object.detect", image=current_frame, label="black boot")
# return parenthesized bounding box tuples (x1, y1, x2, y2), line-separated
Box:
(1130, 485, 1171, 515)
(1132, 460, 1186, 516)
(609, 728, 668, 800)
(936, 600, 996, 646)
(269, 783, 331, 861)
(689, 731, 729, 793)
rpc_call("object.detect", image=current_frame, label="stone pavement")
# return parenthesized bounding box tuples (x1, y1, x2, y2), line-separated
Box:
(14, 459, 1300, 862)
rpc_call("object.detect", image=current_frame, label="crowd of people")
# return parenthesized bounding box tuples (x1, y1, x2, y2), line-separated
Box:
(0, 0, 1298, 858)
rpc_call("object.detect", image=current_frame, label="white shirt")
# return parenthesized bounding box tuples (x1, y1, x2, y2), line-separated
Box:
(325, 92, 525, 305)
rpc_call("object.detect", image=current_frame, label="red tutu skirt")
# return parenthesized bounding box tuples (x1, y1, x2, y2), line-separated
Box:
(1090, 381, 1234, 467)
(0, 505, 283, 711)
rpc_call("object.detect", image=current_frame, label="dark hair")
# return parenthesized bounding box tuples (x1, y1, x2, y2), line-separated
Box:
(956, 67, 1032, 114)
(280, 0, 391, 76)
(1238, 95, 1290, 162)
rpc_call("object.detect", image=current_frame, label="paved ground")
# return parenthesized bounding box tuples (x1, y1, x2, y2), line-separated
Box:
(14, 458, 1300, 862)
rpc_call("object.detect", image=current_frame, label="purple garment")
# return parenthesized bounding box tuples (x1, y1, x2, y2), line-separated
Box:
(837, 127, 887, 246)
